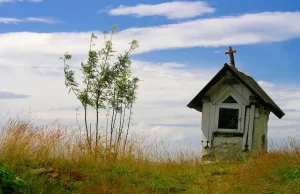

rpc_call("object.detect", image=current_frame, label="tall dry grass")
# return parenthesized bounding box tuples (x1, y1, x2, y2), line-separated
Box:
(0, 118, 200, 167)
(0, 117, 299, 193)
(0, 118, 202, 193)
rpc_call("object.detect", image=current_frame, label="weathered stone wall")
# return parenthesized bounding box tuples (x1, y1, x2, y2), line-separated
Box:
(252, 107, 269, 152)
(202, 136, 246, 162)
(213, 136, 246, 161)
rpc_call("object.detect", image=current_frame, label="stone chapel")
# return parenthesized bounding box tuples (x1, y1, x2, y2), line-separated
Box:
(187, 46, 284, 161)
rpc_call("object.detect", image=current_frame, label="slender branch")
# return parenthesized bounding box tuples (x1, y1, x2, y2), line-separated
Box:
(105, 111, 109, 151)
(117, 103, 126, 154)
(109, 89, 116, 149)
(123, 104, 133, 153)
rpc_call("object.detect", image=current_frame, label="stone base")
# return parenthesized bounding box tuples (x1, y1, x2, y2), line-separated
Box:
(202, 136, 247, 162)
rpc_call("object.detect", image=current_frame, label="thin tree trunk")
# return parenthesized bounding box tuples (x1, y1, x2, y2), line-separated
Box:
(95, 105, 99, 150)
(121, 105, 126, 133)
(112, 101, 118, 130)
(95, 90, 100, 150)
(123, 104, 132, 153)
(115, 103, 123, 153)
(89, 123, 92, 151)
(110, 90, 119, 150)
(109, 107, 115, 149)
(85, 78, 91, 151)
(105, 111, 109, 151)
(109, 88, 116, 149)
(117, 104, 126, 154)
(84, 105, 91, 150)
(112, 105, 118, 150)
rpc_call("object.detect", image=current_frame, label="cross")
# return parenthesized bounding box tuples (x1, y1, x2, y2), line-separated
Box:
(225, 46, 236, 67)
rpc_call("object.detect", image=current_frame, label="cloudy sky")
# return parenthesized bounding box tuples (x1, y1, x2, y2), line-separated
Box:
(1, 0, 300, 148)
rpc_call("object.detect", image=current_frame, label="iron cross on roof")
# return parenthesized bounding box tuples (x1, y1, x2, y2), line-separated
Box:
(225, 46, 236, 67)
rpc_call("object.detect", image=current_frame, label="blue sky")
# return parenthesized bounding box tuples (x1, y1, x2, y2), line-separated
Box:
(2, 0, 300, 82)
(1, 0, 300, 147)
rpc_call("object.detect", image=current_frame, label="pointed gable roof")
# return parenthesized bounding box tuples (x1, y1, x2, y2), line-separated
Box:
(187, 63, 285, 119)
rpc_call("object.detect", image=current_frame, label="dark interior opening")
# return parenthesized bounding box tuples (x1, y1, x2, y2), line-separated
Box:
(218, 108, 239, 129)
(223, 96, 237, 103)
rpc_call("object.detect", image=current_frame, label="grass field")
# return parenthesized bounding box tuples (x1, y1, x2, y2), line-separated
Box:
(0, 119, 299, 193)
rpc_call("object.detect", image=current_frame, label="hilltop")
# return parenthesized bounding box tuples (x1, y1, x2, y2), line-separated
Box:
(0, 119, 299, 194)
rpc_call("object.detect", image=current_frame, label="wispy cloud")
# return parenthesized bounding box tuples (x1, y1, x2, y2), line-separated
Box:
(113, 11, 300, 53)
(31, 65, 63, 76)
(50, 106, 79, 111)
(107, 1, 215, 19)
(162, 63, 187, 68)
(282, 109, 300, 113)
(0, 18, 22, 24)
(25, 17, 58, 24)
(3, 12, 300, 55)
(0, 17, 58, 24)
(0, 0, 42, 3)
(0, 91, 30, 99)
(97, 5, 112, 14)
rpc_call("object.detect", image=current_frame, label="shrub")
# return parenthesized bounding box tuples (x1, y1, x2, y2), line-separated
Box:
(0, 166, 27, 194)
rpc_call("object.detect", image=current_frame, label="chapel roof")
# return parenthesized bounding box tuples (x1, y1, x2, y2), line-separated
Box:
(187, 63, 285, 119)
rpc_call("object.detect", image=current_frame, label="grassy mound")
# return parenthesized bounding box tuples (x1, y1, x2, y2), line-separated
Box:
(0, 119, 299, 193)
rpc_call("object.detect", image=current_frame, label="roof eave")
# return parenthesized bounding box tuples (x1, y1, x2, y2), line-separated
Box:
(268, 104, 285, 119)
(186, 64, 229, 111)
(226, 65, 285, 119)
(187, 63, 285, 119)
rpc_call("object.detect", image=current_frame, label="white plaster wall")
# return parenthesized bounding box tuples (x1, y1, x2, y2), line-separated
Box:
(207, 82, 252, 103)
(201, 102, 210, 147)
(200, 78, 254, 160)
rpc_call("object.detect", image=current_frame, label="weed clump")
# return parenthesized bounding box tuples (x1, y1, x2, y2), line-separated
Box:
(0, 166, 27, 194)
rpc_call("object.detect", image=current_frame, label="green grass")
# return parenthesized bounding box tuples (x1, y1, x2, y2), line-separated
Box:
(0, 119, 299, 193)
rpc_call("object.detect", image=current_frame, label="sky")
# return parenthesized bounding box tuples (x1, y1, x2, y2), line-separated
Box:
(1, 0, 300, 149)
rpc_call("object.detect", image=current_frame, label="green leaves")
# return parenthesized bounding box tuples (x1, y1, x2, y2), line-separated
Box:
(112, 24, 118, 32)
(62, 52, 72, 60)
(61, 52, 79, 95)
(91, 32, 97, 40)
(61, 25, 140, 152)
(130, 40, 139, 51)
(0, 166, 28, 194)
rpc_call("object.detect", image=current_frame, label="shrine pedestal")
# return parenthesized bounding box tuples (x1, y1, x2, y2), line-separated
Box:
(202, 136, 247, 162)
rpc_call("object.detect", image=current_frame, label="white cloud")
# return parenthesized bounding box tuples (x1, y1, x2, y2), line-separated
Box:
(1, 12, 300, 56)
(0, 17, 58, 24)
(1, 11, 300, 148)
(0, 0, 42, 3)
(107, 1, 215, 19)
(1, 46, 299, 148)
(113, 11, 300, 53)
(0, 45, 215, 146)
(0, 18, 22, 24)
(162, 63, 187, 68)
(1, 12, 300, 55)
(131, 123, 186, 142)
(25, 17, 58, 24)
(0, 91, 30, 99)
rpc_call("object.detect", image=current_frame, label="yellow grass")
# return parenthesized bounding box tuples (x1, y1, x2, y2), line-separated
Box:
(0, 118, 299, 193)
